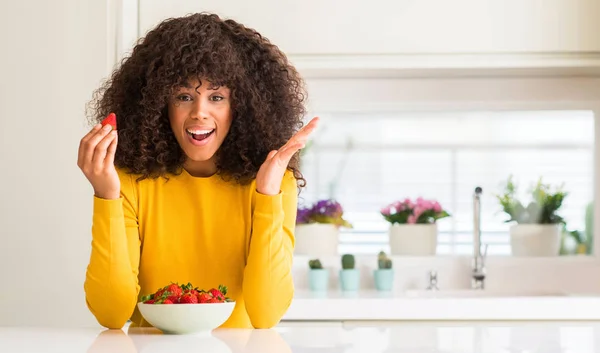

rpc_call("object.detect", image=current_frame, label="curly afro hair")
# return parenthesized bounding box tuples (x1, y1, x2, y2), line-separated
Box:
(87, 12, 307, 186)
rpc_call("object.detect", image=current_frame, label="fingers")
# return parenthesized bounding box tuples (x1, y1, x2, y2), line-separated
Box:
(78, 124, 102, 167)
(284, 117, 319, 150)
(81, 124, 114, 169)
(270, 118, 319, 166)
(295, 117, 319, 143)
(92, 131, 117, 170)
(104, 132, 118, 168)
(274, 142, 304, 166)
(266, 150, 278, 160)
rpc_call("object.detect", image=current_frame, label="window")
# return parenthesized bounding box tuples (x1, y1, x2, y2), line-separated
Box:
(298, 110, 594, 255)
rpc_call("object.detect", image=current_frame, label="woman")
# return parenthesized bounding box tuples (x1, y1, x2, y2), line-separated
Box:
(78, 12, 318, 329)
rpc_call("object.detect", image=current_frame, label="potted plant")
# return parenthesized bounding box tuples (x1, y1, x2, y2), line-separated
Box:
(308, 259, 328, 291)
(373, 251, 394, 291)
(339, 254, 359, 291)
(496, 176, 567, 256)
(380, 197, 450, 255)
(295, 199, 352, 256)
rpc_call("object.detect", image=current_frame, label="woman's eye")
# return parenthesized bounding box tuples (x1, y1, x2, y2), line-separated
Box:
(176, 95, 192, 102)
(211, 95, 224, 102)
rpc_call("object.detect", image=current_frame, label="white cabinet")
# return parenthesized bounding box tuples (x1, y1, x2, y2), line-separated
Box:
(138, 0, 600, 55)
(135, 0, 600, 76)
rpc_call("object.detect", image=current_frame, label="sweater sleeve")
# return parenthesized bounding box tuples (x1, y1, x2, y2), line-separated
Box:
(84, 170, 141, 329)
(243, 170, 297, 328)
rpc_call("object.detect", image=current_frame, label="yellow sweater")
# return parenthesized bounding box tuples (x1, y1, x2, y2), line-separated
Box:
(84, 167, 297, 329)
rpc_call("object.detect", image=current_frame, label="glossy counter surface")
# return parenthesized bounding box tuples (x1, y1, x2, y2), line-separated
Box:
(2, 321, 600, 352)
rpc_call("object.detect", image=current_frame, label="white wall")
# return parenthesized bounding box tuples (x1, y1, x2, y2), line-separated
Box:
(0, 0, 113, 327)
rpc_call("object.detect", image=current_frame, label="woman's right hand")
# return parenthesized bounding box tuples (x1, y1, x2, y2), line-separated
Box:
(77, 123, 120, 200)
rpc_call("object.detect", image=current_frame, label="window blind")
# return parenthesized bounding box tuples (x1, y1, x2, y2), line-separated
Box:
(298, 110, 594, 255)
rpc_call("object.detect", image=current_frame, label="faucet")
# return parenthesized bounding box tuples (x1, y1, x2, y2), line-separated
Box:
(426, 270, 439, 291)
(472, 186, 487, 289)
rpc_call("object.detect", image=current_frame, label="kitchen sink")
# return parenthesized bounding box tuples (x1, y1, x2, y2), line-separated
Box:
(403, 289, 568, 298)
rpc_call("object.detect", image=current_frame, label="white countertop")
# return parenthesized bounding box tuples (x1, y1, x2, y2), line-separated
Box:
(283, 290, 600, 321)
(2, 321, 600, 353)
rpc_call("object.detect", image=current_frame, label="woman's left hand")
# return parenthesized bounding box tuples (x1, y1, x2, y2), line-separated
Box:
(255, 117, 319, 195)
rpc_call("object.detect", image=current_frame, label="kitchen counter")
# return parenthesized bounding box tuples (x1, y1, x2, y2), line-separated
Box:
(2, 321, 600, 352)
(283, 290, 600, 321)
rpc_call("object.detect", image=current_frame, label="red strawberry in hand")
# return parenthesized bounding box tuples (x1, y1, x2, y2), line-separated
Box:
(101, 112, 117, 130)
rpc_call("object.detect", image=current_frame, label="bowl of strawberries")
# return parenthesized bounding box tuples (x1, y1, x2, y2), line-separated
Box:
(137, 282, 235, 334)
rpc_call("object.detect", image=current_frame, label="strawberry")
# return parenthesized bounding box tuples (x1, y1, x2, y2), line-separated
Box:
(166, 294, 180, 303)
(208, 288, 224, 301)
(162, 299, 174, 304)
(165, 283, 182, 297)
(184, 289, 199, 296)
(179, 292, 198, 304)
(101, 112, 117, 130)
(198, 293, 212, 303)
(209, 297, 221, 303)
(154, 288, 166, 298)
(143, 299, 155, 304)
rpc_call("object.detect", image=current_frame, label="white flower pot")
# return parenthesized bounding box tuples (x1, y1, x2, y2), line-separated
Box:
(388, 223, 437, 256)
(510, 224, 562, 257)
(294, 223, 339, 256)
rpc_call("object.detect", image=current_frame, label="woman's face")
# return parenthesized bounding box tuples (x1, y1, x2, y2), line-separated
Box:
(168, 78, 233, 175)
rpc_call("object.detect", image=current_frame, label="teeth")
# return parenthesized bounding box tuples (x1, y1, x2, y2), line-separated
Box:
(186, 128, 214, 135)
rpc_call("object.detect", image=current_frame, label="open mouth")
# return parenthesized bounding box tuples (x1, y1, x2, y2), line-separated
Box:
(185, 128, 215, 142)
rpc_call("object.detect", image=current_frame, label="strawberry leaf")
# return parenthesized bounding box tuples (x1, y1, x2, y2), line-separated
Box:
(141, 294, 154, 302)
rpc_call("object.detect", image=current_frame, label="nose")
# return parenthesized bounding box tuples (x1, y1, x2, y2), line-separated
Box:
(191, 98, 209, 120)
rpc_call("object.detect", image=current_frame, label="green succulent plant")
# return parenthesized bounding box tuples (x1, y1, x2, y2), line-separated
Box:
(308, 259, 323, 270)
(341, 254, 355, 270)
(377, 251, 392, 269)
(496, 175, 567, 225)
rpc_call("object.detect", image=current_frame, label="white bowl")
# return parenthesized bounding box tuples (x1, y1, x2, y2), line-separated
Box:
(137, 301, 235, 334)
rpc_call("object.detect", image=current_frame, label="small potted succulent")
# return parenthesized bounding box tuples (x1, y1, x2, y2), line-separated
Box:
(496, 176, 567, 256)
(295, 199, 352, 256)
(373, 251, 393, 291)
(339, 254, 359, 292)
(380, 197, 450, 255)
(308, 259, 328, 291)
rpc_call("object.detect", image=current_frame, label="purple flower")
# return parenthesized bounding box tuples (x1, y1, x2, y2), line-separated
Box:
(296, 207, 313, 224)
(314, 199, 343, 218)
(296, 199, 352, 228)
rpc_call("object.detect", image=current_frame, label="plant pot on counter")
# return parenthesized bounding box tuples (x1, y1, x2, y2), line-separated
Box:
(373, 269, 394, 291)
(388, 223, 437, 256)
(339, 269, 360, 292)
(510, 224, 562, 256)
(294, 223, 339, 256)
(308, 269, 329, 291)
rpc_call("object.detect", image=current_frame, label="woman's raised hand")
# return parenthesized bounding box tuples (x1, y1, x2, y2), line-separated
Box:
(255, 117, 319, 195)
(77, 115, 120, 200)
